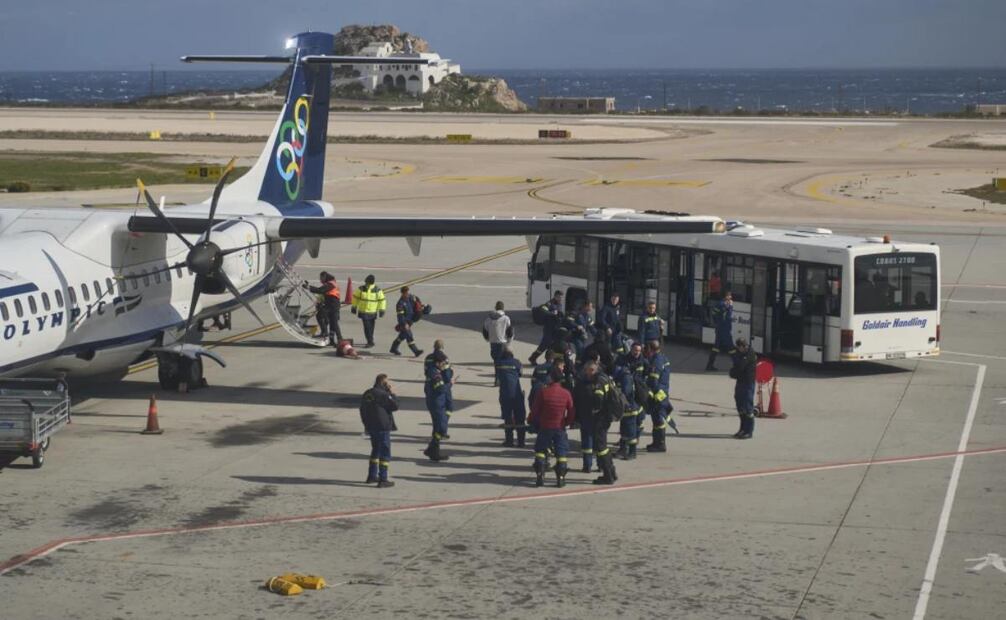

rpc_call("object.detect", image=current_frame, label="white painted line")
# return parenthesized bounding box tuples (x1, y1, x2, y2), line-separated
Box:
(913, 362, 986, 620)
(943, 351, 1006, 361)
(586, 118, 898, 127)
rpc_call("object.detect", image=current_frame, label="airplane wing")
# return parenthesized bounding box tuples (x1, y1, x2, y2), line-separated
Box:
(127, 214, 725, 238)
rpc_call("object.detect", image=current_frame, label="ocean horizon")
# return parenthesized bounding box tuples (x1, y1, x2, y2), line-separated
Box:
(1, 67, 1004, 114)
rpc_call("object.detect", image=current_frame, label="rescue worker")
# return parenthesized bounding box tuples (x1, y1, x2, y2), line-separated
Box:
(528, 367, 576, 488)
(572, 362, 596, 473)
(305, 271, 342, 346)
(644, 340, 675, 453)
(359, 374, 398, 488)
(529, 290, 564, 365)
(582, 361, 618, 485)
(529, 350, 556, 410)
(706, 291, 736, 371)
(351, 274, 386, 348)
(598, 293, 623, 348)
(637, 300, 666, 344)
(613, 362, 642, 460)
(390, 286, 424, 357)
(730, 337, 758, 439)
(424, 340, 454, 436)
(571, 301, 597, 357)
(495, 347, 526, 447)
(423, 353, 451, 461)
(581, 332, 615, 375)
(617, 341, 650, 451)
(483, 301, 514, 385)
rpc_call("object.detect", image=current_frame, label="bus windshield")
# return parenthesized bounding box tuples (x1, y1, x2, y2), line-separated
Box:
(854, 252, 937, 314)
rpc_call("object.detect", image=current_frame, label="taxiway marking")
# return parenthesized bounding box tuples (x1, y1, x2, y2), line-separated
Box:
(3, 443, 1004, 576)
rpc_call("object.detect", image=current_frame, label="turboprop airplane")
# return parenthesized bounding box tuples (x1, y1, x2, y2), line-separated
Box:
(0, 31, 723, 389)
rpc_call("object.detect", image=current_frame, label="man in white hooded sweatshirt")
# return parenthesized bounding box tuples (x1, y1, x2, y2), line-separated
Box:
(483, 301, 515, 386)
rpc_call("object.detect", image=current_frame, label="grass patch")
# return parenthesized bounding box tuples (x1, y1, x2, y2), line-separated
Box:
(956, 183, 1006, 206)
(0, 151, 248, 192)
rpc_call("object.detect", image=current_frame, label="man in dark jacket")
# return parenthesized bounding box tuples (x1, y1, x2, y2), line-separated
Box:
(730, 338, 758, 439)
(706, 291, 736, 371)
(360, 374, 399, 488)
(582, 361, 619, 485)
(390, 286, 424, 357)
(528, 369, 576, 488)
(572, 364, 597, 473)
(423, 353, 452, 461)
(598, 293, 623, 347)
(495, 347, 526, 447)
(529, 291, 564, 365)
(305, 271, 343, 346)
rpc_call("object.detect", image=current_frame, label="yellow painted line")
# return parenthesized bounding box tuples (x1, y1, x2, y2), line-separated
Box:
(126, 245, 527, 376)
(527, 180, 583, 209)
(426, 176, 549, 185)
(583, 178, 710, 188)
(804, 175, 844, 204)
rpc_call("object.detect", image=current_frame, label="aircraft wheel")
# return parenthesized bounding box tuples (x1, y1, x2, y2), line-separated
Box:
(157, 355, 180, 391)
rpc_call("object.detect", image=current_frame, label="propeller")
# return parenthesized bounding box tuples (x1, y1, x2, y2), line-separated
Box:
(135, 157, 266, 334)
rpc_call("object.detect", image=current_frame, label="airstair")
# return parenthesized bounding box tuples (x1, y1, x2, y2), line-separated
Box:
(266, 259, 327, 347)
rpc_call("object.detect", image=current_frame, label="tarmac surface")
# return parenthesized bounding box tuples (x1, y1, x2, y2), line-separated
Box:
(1, 110, 1005, 619)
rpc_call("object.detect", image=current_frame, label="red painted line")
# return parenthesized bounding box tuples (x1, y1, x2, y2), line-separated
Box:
(3, 444, 1005, 576)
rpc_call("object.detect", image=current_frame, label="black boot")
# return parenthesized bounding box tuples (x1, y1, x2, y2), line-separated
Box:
(502, 428, 515, 447)
(390, 339, 401, 356)
(615, 439, 627, 460)
(410, 344, 424, 358)
(517, 428, 526, 448)
(705, 351, 718, 371)
(646, 429, 667, 452)
(627, 443, 637, 460)
(555, 462, 568, 488)
(533, 461, 545, 487)
(593, 455, 615, 485)
(423, 439, 450, 462)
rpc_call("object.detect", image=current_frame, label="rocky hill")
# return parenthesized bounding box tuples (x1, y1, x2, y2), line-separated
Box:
(134, 24, 527, 113)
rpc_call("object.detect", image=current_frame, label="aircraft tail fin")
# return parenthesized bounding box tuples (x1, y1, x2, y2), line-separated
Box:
(210, 32, 333, 209)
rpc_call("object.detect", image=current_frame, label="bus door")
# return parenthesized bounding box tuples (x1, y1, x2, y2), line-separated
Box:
(675, 250, 705, 340)
(800, 265, 833, 363)
(601, 240, 630, 305)
(750, 259, 770, 354)
(527, 239, 551, 308)
(773, 261, 803, 358)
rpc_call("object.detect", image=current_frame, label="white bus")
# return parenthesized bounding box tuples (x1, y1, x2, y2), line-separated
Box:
(527, 209, 940, 363)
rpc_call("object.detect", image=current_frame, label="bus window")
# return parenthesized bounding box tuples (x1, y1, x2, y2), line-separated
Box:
(825, 266, 842, 316)
(627, 244, 658, 315)
(724, 255, 753, 303)
(854, 253, 937, 314)
(552, 236, 587, 278)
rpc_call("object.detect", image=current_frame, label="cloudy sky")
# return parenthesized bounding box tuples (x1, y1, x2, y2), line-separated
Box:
(1, 0, 1004, 70)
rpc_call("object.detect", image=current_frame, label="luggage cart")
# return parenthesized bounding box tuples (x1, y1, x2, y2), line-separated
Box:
(0, 379, 71, 469)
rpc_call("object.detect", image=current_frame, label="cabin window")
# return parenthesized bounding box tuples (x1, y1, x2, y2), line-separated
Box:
(68, 287, 77, 306)
(105, 278, 114, 296)
(41, 292, 51, 311)
(153, 270, 161, 284)
(81, 283, 90, 302)
(55, 290, 64, 308)
(130, 274, 138, 291)
(28, 296, 37, 314)
(176, 266, 184, 279)
(142, 271, 150, 287)
(14, 298, 23, 318)
(92, 281, 102, 300)
(164, 267, 171, 282)
(0, 302, 8, 321)
(116, 278, 126, 295)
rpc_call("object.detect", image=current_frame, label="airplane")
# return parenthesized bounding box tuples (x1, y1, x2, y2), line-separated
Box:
(0, 31, 723, 389)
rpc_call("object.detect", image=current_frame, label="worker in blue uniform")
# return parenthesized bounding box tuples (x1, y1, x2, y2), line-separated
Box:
(612, 362, 642, 460)
(637, 300, 666, 344)
(571, 301, 597, 358)
(644, 340, 676, 452)
(424, 340, 454, 438)
(423, 352, 451, 462)
(706, 291, 736, 371)
(529, 291, 564, 365)
(730, 338, 758, 439)
(495, 347, 526, 447)
(528, 350, 555, 411)
(598, 292, 623, 348)
(390, 286, 424, 357)
(617, 341, 650, 448)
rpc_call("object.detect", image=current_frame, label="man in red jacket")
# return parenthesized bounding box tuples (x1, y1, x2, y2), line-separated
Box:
(528, 368, 576, 488)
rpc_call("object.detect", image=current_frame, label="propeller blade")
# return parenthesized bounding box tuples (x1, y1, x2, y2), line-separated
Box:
(217, 270, 265, 327)
(135, 179, 194, 250)
(184, 275, 204, 335)
(205, 158, 237, 243)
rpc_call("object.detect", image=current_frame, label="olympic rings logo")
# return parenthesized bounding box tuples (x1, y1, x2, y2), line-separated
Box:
(275, 96, 310, 200)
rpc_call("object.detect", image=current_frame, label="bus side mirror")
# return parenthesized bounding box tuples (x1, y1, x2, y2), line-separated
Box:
(527, 261, 534, 280)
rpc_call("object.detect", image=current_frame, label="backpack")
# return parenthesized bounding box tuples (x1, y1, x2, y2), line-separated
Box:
(531, 303, 550, 326)
(606, 379, 629, 421)
(411, 295, 431, 322)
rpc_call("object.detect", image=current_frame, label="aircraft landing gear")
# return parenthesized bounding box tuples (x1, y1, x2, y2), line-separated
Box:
(157, 353, 205, 392)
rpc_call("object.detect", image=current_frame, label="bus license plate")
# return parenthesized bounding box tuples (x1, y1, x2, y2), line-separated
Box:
(886, 352, 906, 360)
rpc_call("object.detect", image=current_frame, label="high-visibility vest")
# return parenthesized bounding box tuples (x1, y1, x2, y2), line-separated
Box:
(325, 282, 341, 300)
(353, 284, 386, 314)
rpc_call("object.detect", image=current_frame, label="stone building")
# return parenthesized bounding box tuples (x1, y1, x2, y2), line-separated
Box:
(354, 42, 460, 95)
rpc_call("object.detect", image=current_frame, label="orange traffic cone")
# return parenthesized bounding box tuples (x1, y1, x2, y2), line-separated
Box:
(345, 276, 353, 303)
(764, 378, 787, 419)
(141, 395, 164, 434)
